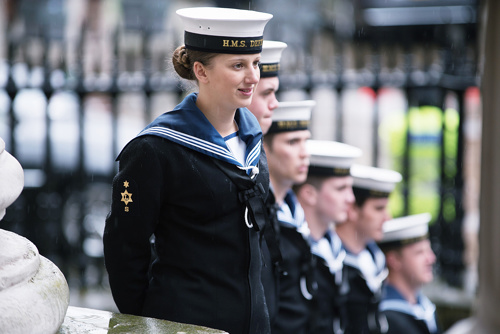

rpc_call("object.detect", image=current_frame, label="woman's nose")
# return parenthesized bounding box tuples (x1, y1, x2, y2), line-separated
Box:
(246, 66, 260, 84)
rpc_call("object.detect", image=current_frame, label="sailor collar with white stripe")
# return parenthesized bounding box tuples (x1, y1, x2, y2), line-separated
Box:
(343, 241, 388, 293)
(277, 189, 309, 234)
(131, 93, 263, 176)
(311, 230, 346, 281)
(380, 284, 438, 333)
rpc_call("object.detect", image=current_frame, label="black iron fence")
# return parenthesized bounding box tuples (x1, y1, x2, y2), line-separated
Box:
(0, 0, 479, 291)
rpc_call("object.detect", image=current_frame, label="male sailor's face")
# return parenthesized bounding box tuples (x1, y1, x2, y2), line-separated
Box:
(265, 130, 311, 185)
(398, 239, 436, 287)
(353, 197, 391, 243)
(247, 77, 280, 134)
(316, 176, 355, 224)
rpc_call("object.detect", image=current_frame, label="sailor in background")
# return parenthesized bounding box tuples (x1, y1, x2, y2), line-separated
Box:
(336, 164, 402, 333)
(378, 213, 441, 334)
(294, 140, 362, 334)
(263, 99, 316, 334)
(103, 7, 274, 334)
(246, 39, 287, 327)
(248, 40, 287, 134)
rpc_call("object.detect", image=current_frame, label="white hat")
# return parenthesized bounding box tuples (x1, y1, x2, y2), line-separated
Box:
(307, 140, 362, 177)
(267, 100, 316, 134)
(351, 164, 402, 197)
(176, 7, 273, 54)
(260, 40, 287, 77)
(0, 138, 24, 220)
(379, 213, 432, 248)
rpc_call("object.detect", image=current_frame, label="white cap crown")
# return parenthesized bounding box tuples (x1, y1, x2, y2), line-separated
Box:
(268, 100, 316, 133)
(261, 40, 287, 63)
(260, 40, 288, 77)
(307, 140, 362, 177)
(177, 7, 272, 54)
(380, 213, 432, 247)
(351, 164, 402, 194)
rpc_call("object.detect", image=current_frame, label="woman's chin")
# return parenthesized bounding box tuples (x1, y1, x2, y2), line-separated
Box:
(260, 120, 272, 133)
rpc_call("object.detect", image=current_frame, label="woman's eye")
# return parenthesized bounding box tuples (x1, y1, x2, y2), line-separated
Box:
(233, 63, 243, 69)
(253, 61, 261, 68)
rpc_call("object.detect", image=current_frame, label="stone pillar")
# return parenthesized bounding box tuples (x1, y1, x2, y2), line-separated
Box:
(0, 137, 70, 334)
(445, 1, 500, 333)
(475, 0, 500, 331)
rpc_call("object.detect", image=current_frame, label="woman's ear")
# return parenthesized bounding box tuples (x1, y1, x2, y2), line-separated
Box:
(193, 61, 209, 84)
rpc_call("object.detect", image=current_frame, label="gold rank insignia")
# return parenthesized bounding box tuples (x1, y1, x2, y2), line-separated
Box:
(121, 180, 133, 212)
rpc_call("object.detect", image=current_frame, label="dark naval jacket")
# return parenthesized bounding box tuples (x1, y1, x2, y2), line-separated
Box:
(380, 284, 441, 334)
(271, 190, 316, 334)
(343, 242, 389, 334)
(103, 93, 272, 334)
(309, 231, 349, 334)
(261, 190, 281, 328)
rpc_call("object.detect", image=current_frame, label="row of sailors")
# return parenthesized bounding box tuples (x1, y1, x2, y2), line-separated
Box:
(103, 7, 440, 334)
(252, 34, 441, 334)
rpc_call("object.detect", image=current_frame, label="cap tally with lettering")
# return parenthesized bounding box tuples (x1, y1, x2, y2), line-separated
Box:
(260, 40, 287, 77)
(267, 100, 316, 134)
(378, 213, 432, 249)
(176, 7, 273, 54)
(351, 164, 402, 198)
(307, 140, 362, 177)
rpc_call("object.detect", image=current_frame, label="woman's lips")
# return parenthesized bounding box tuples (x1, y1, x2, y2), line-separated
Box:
(238, 88, 254, 96)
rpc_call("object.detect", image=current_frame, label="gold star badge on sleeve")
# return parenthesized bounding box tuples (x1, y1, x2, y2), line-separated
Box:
(121, 180, 133, 212)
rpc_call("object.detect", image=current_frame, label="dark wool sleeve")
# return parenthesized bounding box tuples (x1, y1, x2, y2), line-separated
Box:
(103, 137, 163, 315)
(383, 310, 435, 334)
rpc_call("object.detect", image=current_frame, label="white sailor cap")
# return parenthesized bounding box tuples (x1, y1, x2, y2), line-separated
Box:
(267, 100, 316, 134)
(351, 164, 402, 198)
(307, 140, 362, 177)
(176, 7, 273, 54)
(260, 40, 287, 78)
(379, 213, 432, 249)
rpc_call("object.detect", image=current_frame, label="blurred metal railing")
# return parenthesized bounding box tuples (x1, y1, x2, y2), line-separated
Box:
(0, 0, 479, 291)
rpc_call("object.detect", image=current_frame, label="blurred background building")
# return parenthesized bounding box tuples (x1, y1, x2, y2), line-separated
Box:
(0, 0, 480, 331)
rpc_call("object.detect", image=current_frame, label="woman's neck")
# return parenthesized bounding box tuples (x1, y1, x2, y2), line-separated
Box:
(196, 90, 238, 137)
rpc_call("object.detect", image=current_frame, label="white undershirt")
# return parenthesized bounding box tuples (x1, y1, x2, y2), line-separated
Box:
(225, 132, 246, 165)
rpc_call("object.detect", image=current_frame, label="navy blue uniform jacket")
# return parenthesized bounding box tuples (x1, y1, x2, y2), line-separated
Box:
(104, 94, 271, 334)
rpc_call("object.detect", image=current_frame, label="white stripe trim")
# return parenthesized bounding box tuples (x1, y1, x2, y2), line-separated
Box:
(246, 139, 261, 166)
(312, 238, 346, 275)
(142, 127, 230, 155)
(141, 127, 239, 164)
(380, 298, 437, 332)
(344, 252, 388, 293)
